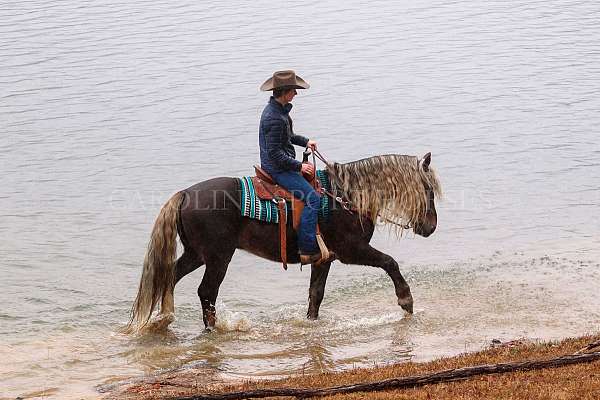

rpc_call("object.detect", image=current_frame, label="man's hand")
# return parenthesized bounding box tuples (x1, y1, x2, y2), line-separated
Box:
(301, 162, 315, 176)
(307, 139, 318, 151)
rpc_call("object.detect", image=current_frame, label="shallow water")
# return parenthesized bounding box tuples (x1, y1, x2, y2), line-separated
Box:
(2, 0, 600, 398)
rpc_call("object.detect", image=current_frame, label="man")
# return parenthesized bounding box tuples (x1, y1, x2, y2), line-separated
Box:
(259, 70, 322, 265)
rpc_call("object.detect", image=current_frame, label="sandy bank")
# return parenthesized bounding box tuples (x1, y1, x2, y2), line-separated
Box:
(102, 333, 600, 399)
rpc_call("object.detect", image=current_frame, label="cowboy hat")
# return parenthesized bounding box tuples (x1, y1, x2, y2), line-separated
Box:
(260, 70, 310, 91)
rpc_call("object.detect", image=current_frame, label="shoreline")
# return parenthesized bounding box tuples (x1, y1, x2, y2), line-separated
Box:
(102, 332, 600, 399)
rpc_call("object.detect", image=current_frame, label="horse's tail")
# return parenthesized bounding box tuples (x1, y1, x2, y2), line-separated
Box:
(124, 191, 184, 334)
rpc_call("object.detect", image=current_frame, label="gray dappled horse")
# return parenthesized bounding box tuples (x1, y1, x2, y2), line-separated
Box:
(125, 153, 441, 333)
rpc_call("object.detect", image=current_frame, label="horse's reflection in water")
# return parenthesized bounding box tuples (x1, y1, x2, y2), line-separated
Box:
(124, 153, 441, 334)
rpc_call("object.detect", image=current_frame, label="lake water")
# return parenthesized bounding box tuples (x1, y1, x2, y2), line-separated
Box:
(2, 0, 600, 398)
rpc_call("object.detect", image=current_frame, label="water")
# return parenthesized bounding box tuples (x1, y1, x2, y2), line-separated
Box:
(2, 0, 600, 398)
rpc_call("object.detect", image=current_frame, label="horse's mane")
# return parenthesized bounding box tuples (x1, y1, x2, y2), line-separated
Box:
(326, 154, 442, 232)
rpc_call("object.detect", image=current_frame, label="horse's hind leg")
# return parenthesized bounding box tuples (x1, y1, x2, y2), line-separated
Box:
(157, 250, 204, 323)
(307, 261, 331, 320)
(197, 251, 234, 330)
(175, 250, 204, 284)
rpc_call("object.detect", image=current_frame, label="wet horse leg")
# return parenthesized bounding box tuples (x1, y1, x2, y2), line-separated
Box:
(347, 244, 413, 314)
(307, 261, 331, 320)
(197, 251, 233, 330)
(157, 250, 204, 319)
(175, 250, 204, 284)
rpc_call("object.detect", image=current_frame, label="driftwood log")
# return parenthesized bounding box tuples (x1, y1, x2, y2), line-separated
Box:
(577, 339, 600, 354)
(173, 351, 600, 400)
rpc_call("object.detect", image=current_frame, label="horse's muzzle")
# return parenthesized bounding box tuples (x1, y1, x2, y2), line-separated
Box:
(414, 222, 436, 237)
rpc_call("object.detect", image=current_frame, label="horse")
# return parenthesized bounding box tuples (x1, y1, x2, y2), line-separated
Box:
(124, 152, 441, 333)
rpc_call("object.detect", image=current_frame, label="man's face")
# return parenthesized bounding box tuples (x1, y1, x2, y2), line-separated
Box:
(283, 88, 297, 104)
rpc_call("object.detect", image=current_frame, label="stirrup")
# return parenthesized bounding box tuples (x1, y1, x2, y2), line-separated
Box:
(299, 253, 322, 265)
(299, 251, 336, 266)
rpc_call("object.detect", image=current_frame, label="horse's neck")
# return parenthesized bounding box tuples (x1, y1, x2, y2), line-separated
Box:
(323, 169, 352, 198)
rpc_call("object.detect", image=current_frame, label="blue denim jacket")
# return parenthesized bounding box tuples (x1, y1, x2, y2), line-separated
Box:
(259, 97, 309, 174)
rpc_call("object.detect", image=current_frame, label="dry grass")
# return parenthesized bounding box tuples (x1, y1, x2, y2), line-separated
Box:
(105, 334, 600, 400)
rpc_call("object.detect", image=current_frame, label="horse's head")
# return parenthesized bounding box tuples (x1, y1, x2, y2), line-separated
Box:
(412, 152, 438, 237)
(327, 152, 440, 239)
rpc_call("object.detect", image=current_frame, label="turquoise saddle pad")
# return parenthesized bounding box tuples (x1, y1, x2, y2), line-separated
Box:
(238, 170, 331, 223)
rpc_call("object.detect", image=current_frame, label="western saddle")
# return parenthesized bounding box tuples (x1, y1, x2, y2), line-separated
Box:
(252, 164, 331, 270)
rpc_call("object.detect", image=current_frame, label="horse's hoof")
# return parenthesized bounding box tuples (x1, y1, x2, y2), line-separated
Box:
(144, 312, 175, 333)
(204, 326, 215, 333)
(398, 297, 414, 314)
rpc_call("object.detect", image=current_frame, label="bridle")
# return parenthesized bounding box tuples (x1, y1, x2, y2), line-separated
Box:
(380, 183, 432, 231)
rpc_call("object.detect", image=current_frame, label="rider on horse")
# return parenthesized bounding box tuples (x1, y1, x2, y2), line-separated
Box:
(259, 70, 323, 265)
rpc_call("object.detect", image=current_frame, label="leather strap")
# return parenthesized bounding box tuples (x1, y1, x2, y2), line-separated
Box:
(252, 177, 289, 270)
(277, 198, 287, 270)
(292, 199, 304, 231)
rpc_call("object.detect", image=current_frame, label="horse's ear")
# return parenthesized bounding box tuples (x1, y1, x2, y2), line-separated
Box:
(420, 152, 432, 172)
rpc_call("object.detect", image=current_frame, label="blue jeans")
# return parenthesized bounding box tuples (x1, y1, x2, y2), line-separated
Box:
(270, 170, 321, 254)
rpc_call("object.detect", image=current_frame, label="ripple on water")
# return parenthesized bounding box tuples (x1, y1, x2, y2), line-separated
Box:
(0, 313, 23, 321)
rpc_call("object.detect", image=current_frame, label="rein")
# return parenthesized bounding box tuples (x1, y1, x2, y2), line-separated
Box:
(313, 148, 331, 167)
(306, 148, 354, 214)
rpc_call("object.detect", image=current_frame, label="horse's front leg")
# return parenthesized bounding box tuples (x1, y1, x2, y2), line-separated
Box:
(307, 261, 332, 319)
(343, 244, 413, 314)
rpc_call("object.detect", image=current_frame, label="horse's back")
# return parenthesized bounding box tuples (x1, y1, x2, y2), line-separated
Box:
(184, 176, 239, 194)
(182, 176, 241, 216)
(179, 177, 242, 254)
